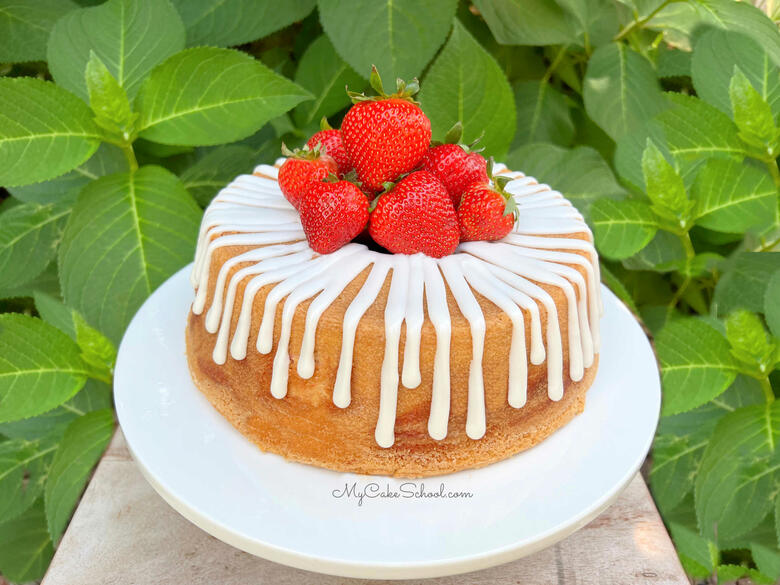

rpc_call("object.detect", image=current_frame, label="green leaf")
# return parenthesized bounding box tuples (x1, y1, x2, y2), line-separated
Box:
(47, 0, 185, 102)
(0, 202, 71, 290)
(556, 0, 619, 48)
(59, 166, 201, 344)
(8, 144, 127, 206)
(623, 230, 687, 273)
(752, 543, 780, 582)
(0, 77, 101, 187)
(172, 0, 315, 47)
(0, 314, 89, 423)
(692, 158, 778, 233)
(696, 402, 780, 541)
(692, 29, 780, 120)
(506, 142, 626, 218)
(647, 0, 780, 66)
(656, 318, 738, 415)
(180, 145, 259, 207)
(590, 199, 657, 260)
(0, 379, 112, 442)
(668, 522, 716, 577)
(74, 313, 116, 379)
(512, 81, 574, 148)
(34, 291, 78, 340)
(0, 0, 78, 63)
(725, 310, 776, 373)
(642, 139, 690, 223)
(766, 270, 780, 338)
(598, 262, 638, 314)
(292, 35, 364, 128)
(135, 47, 311, 147)
(583, 42, 667, 141)
(85, 51, 137, 140)
(419, 20, 516, 158)
(0, 437, 57, 523)
(0, 499, 53, 583)
(656, 45, 692, 79)
(730, 66, 777, 142)
(715, 252, 780, 315)
(319, 0, 457, 82)
(471, 0, 575, 45)
(45, 409, 113, 541)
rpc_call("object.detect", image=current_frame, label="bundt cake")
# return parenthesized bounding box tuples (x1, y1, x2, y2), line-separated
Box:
(185, 159, 602, 477)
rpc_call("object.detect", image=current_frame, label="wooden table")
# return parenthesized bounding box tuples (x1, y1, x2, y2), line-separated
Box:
(41, 431, 688, 585)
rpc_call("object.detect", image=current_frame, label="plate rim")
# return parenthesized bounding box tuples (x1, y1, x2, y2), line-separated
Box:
(115, 264, 661, 580)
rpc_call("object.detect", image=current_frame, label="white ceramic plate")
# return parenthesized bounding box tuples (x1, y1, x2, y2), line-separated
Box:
(115, 265, 660, 580)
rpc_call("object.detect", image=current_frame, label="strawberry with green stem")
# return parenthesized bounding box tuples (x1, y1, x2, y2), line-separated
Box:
(421, 121, 488, 207)
(342, 66, 432, 192)
(299, 174, 368, 254)
(368, 170, 459, 258)
(306, 117, 352, 177)
(458, 158, 518, 242)
(278, 142, 338, 210)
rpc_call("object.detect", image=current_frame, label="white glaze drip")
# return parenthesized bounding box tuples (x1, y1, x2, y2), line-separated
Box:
(190, 163, 602, 447)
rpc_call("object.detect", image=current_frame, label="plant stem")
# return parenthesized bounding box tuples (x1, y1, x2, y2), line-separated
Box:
(613, 0, 671, 41)
(120, 142, 139, 172)
(766, 158, 780, 187)
(666, 231, 695, 318)
(760, 376, 775, 403)
(542, 45, 569, 85)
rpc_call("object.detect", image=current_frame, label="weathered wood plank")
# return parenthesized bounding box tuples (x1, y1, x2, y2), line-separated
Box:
(42, 431, 688, 585)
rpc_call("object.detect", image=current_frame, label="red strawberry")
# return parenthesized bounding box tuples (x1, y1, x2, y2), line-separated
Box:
(299, 176, 368, 254)
(368, 171, 458, 258)
(278, 143, 337, 210)
(421, 122, 488, 207)
(458, 159, 518, 242)
(306, 118, 352, 177)
(342, 67, 431, 192)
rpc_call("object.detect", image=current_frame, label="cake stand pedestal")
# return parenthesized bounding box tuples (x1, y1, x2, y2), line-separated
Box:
(41, 430, 688, 585)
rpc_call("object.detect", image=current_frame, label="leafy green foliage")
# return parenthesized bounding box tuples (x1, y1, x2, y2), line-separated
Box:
(419, 20, 515, 157)
(0, 0, 779, 580)
(136, 47, 311, 146)
(59, 166, 201, 344)
(318, 0, 457, 83)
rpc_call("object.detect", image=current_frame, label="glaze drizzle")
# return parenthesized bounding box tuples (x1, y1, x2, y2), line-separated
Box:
(191, 160, 602, 447)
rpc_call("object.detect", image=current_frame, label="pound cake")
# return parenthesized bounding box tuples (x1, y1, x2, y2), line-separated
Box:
(185, 69, 602, 477)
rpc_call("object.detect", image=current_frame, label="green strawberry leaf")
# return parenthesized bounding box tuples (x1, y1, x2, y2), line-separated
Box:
(292, 34, 364, 128)
(319, 0, 457, 82)
(419, 20, 516, 158)
(47, 0, 185, 102)
(0, 437, 58, 524)
(656, 317, 738, 415)
(0, 314, 89, 423)
(590, 199, 658, 260)
(135, 47, 311, 147)
(471, 0, 576, 45)
(506, 143, 626, 220)
(695, 401, 780, 541)
(0, 202, 71, 291)
(692, 29, 780, 121)
(583, 42, 667, 141)
(714, 252, 780, 315)
(0, 499, 53, 583)
(59, 166, 201, 344)
(691, 158, 778, 233)
(85, 51, 138, 142)
(512, 80, 574, 148)
(171, 0, 315, 47)
(0, 77, 101, 187)
(45, 410, 114, 542)
(730, 66, 778, 148)
(725, 310, 777, 374)
(641, 138, 691, 225)
(0, 0, 78, 63)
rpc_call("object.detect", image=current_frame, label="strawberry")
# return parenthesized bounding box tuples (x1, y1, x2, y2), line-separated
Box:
(368, 170, 459, 258)
(342, 67, 431, 192)
(458, 159, 518, 242)
(306, 117, 352, 177)
(278, 143, 338, 210)
(421, 122, 488, 207)
(299, 176, 368, 254)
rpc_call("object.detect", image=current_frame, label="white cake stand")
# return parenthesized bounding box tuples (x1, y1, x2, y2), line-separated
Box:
(115, 264, 660, 580)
